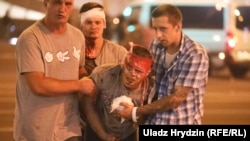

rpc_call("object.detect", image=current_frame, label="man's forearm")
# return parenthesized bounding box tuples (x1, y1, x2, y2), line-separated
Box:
(137, 86, 191, 117)
(82, 95, 108, 139)
(137, 94, 176, 116)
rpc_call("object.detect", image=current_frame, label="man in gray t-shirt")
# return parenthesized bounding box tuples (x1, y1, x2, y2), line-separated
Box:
(14, 0, 95, 141)
(81, 45, 153, 141)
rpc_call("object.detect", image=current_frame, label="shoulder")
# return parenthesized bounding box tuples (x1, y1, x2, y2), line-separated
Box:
(67, 23, 84, 37)
(17, 21, 42, 42)
(182, 34, 208, 57)
(92, 64, 119, 74)
(66, 23, 85, 44)
(104, 39, 128, 53)
(90, 64, 121, 80)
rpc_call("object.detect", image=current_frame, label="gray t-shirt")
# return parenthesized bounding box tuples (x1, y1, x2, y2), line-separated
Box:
(89, 64, 151, 140)
(85, 39, 128, 74)
(14, 21, 85, 141)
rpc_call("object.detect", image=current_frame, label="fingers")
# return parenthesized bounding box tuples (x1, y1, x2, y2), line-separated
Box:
(102, 133, 120, 141)
(114, 102, 134, 120)
(79, 77, 96, 95)
(119, 102, 133, 107)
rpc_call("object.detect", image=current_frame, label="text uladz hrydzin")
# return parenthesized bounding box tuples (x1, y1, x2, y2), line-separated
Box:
(142, 128, 204, 138)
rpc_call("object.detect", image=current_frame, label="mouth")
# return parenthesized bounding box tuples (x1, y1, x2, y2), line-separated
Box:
(126, 77, 135, 83)
(159, 40, 168, 46)
(159, 39, 166, 44)
(89, 31, 98, 34)
(57, 14, 65, 19)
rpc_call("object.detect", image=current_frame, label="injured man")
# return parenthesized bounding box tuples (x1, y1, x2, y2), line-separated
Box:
(80, 43, 154, 141)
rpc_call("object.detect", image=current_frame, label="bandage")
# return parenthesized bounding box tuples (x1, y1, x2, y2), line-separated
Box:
(80, 8, 106, 28)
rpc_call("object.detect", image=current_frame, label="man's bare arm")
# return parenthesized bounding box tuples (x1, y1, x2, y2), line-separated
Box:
(80, 95, 117, 140)
(23, 72, 95, 96)
(137, 86, 192, 116)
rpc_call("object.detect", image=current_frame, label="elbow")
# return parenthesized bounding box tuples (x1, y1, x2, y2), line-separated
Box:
(172, 102, 181, 109)
(31, 89, 46, 96)
(172, 98, 186, 109)
(23, 72, 49, 96)
(29, 85, 48, 96)
(169, 97, 184, 109)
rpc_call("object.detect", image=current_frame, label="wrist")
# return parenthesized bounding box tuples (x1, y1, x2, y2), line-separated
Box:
(76, 80, 81, 92)
(132, 107, 139, 122)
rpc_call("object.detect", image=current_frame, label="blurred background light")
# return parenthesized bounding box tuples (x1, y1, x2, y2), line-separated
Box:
(8, 37, 18, 45)
(112, 17, 120, 25)
(122, 6, 132, 17)
(0, 0, 44, 20)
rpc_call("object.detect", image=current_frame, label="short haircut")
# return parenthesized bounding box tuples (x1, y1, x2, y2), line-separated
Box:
(131, 45, 153, 60)
(79, 2, 104, 13)
(151, 4, 182, 26)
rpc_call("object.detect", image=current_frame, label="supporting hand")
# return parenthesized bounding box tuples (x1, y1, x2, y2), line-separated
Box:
(115, 102, 134, 120)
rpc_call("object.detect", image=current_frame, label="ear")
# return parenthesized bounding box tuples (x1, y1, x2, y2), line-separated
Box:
(121, 63, 125, 70)
(146, 69, 151, 76)
(43, 0, 48, 7)
(175, 23, 182, 31)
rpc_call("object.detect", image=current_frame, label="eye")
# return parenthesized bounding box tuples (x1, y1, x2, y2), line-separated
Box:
(95, 21, 102, 25)
(85, 20, 92, 25)
(160, 27, 167, 32)
(135, 69, 143, 75)
(65, 1, 72, 6)
(126, 64, 133, 71)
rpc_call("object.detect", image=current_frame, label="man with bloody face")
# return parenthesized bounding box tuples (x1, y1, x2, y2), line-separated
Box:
(80, 43, 153, 141)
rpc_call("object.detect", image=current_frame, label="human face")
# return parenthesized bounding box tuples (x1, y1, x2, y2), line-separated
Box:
(122, 54, 151, 90)
(44, 0, 74, 25)
(152, 16, 181, 48)
(81, 17, 105, 39)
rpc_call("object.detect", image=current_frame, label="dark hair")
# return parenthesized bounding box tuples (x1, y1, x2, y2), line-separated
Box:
(79, 2, 104, 13)
(132, 45, 153, 60)
(151, 4, 182, 26)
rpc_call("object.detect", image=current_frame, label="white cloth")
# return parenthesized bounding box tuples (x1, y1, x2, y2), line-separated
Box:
(80, 8, 106, 28)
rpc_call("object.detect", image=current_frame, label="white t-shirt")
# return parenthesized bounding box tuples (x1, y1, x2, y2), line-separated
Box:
(165, 51, 179, 68)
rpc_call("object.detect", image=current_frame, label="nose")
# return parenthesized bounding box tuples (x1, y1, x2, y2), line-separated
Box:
(129, 69, 137, 77)
(155, 30, 162, 39)
(58, 2, 68, 12)
(90, 23, 98, 28)
(59, 4, 66, 11)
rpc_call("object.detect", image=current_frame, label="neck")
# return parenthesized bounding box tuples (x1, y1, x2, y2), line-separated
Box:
(86, 37, 103, 48)
(85, 37, 104, 58)
(166, 33, 182, 54)
(167, 43, 180, 54)
(123, 79, 143, 92)
(42, 18, 67, 34)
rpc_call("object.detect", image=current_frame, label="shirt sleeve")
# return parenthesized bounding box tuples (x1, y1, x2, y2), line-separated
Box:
(16, 32, 44, 74)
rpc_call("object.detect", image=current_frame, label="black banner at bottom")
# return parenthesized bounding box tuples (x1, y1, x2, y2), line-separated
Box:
(139, 125, 250, 141)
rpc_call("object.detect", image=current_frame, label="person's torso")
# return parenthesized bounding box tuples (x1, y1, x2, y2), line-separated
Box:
(91, 64, 149, 139)
(85, 40, 127, 74)
(14, 21, 84, 141)
(147, 34, 208, 124)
